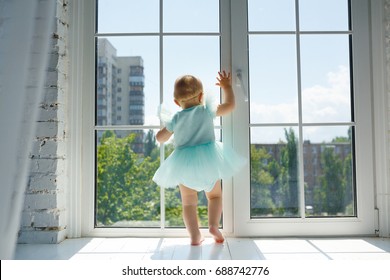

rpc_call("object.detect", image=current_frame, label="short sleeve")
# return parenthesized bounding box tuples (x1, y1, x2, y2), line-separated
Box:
(158, 104, 175, 132)
(204, 93, 218, 118)
(166, 115, 176, 132)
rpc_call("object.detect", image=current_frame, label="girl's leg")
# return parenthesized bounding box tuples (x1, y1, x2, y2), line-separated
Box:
(205, 180, 224, 243)
(179, 184, 204, 246)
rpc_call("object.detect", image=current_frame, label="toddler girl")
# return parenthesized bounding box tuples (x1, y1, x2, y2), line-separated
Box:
(153, 71, 245, 245)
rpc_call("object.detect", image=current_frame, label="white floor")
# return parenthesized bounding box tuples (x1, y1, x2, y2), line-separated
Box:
(14, 237, 390, 260)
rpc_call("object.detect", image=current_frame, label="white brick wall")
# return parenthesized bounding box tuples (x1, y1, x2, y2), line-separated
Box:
(18, 0, 69, 244)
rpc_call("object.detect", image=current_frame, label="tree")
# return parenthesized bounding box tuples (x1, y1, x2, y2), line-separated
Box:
(311, 129, 354, 216)
(250, 145, 276, 216)
(144, 129, 158, 159)
(96, 131, 209, 228)
(96, 131, 160, 226)
(280, 128, 299, 215)
(343, 153, 354, 215)
(318, 146, 345, 215)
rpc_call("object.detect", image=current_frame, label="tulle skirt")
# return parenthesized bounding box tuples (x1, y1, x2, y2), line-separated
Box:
(152, 141, 246, 192)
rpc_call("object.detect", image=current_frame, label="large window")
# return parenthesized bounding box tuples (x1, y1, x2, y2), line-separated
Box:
(78, 0, 376, 236)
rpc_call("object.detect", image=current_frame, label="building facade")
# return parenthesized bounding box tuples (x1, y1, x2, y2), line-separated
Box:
(97, 38, 145, 152)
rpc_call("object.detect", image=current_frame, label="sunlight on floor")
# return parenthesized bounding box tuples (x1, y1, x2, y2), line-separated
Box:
(15, 237, 390, 260)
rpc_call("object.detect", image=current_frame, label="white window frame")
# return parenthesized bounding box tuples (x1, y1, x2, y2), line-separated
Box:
(67, 0, 389, 238)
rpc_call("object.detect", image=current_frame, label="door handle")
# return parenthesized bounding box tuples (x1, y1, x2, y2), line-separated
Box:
(236, 69, 248, 102)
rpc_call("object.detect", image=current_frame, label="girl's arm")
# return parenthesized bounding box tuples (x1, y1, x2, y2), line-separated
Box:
(156, 127, 173, 143)
(215, 71, 235, 117)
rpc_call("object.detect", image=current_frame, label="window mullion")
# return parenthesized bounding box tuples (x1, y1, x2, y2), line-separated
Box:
(294, 0, 306, 219)
(159, 0, 165, 230)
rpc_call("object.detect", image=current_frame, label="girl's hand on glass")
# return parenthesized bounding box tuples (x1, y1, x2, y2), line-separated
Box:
(215, 70, 232, 89)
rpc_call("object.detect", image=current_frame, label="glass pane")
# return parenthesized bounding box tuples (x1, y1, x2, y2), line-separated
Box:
(97, 0, 160, 33)
(299, 0, 349, 31)
(249, 35, 298, 124)
(250, 127, 300, 218)
(163, 0, 219, 32)
(96, 130, 160, 227)
(248, 0, 296, 31)
(163, 36, 220, 114)
(300, 35, 352, 123)
(97, 0, 159, 33)
(96, 37, 160, 126)
(303, 126, 355, 217)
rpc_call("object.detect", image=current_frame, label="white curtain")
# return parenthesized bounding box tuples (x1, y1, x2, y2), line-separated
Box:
(0, 0, 55, 259)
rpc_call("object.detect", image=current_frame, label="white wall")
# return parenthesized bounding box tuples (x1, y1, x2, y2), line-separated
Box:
(17, 0, 69, 244)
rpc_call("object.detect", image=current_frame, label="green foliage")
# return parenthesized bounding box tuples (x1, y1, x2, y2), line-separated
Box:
(250, 128, 299, 217)
(281, 128, 299, 214)
(97, 127, 355, 226)
(96, 130, 209, 227)
(96, 131, 160, 226)
(251, 128, 353, 217)
(312, 146, 353, 216)
(250, 145, 276, 216)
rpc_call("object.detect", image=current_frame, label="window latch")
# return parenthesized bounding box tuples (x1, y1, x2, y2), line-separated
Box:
(236, 69, 248, 102)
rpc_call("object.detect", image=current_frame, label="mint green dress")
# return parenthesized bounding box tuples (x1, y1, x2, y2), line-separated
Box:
(152, 97, 246, 192)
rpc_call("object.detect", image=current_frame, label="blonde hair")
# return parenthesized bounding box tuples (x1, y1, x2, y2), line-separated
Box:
(174, 75, 203, 102)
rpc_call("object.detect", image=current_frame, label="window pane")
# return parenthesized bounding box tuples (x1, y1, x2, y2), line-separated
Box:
(250, 127, 300, 218)
(299, 0, 349, 31)
(300, 35, 352, 123)
(97, 0, 159, 33)
(163, 36, 220, 114)
(96, 37, 160, 126)
(163, 0, 219, 32)
(96, 130, 160, 227)
(303, 126, 355, 217)
(248, 0, 296, 31)
(249, 35, 298, 124)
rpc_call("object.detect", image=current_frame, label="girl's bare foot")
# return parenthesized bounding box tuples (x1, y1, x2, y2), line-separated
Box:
(190, 234, 205, 246)
(209, 226, 225, 243)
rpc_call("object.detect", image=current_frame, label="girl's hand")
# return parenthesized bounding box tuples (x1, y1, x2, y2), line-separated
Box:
(215, 70, 235, 116)
(215, 71, 232, 89)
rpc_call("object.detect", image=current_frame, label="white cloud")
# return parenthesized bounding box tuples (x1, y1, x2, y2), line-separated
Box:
(302, 65, 351, 123)
(250, 102, 298, 123)
(250, 65, 352, 143)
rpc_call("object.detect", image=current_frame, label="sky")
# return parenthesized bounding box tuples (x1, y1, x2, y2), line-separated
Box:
(96, 0, 351, 143)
